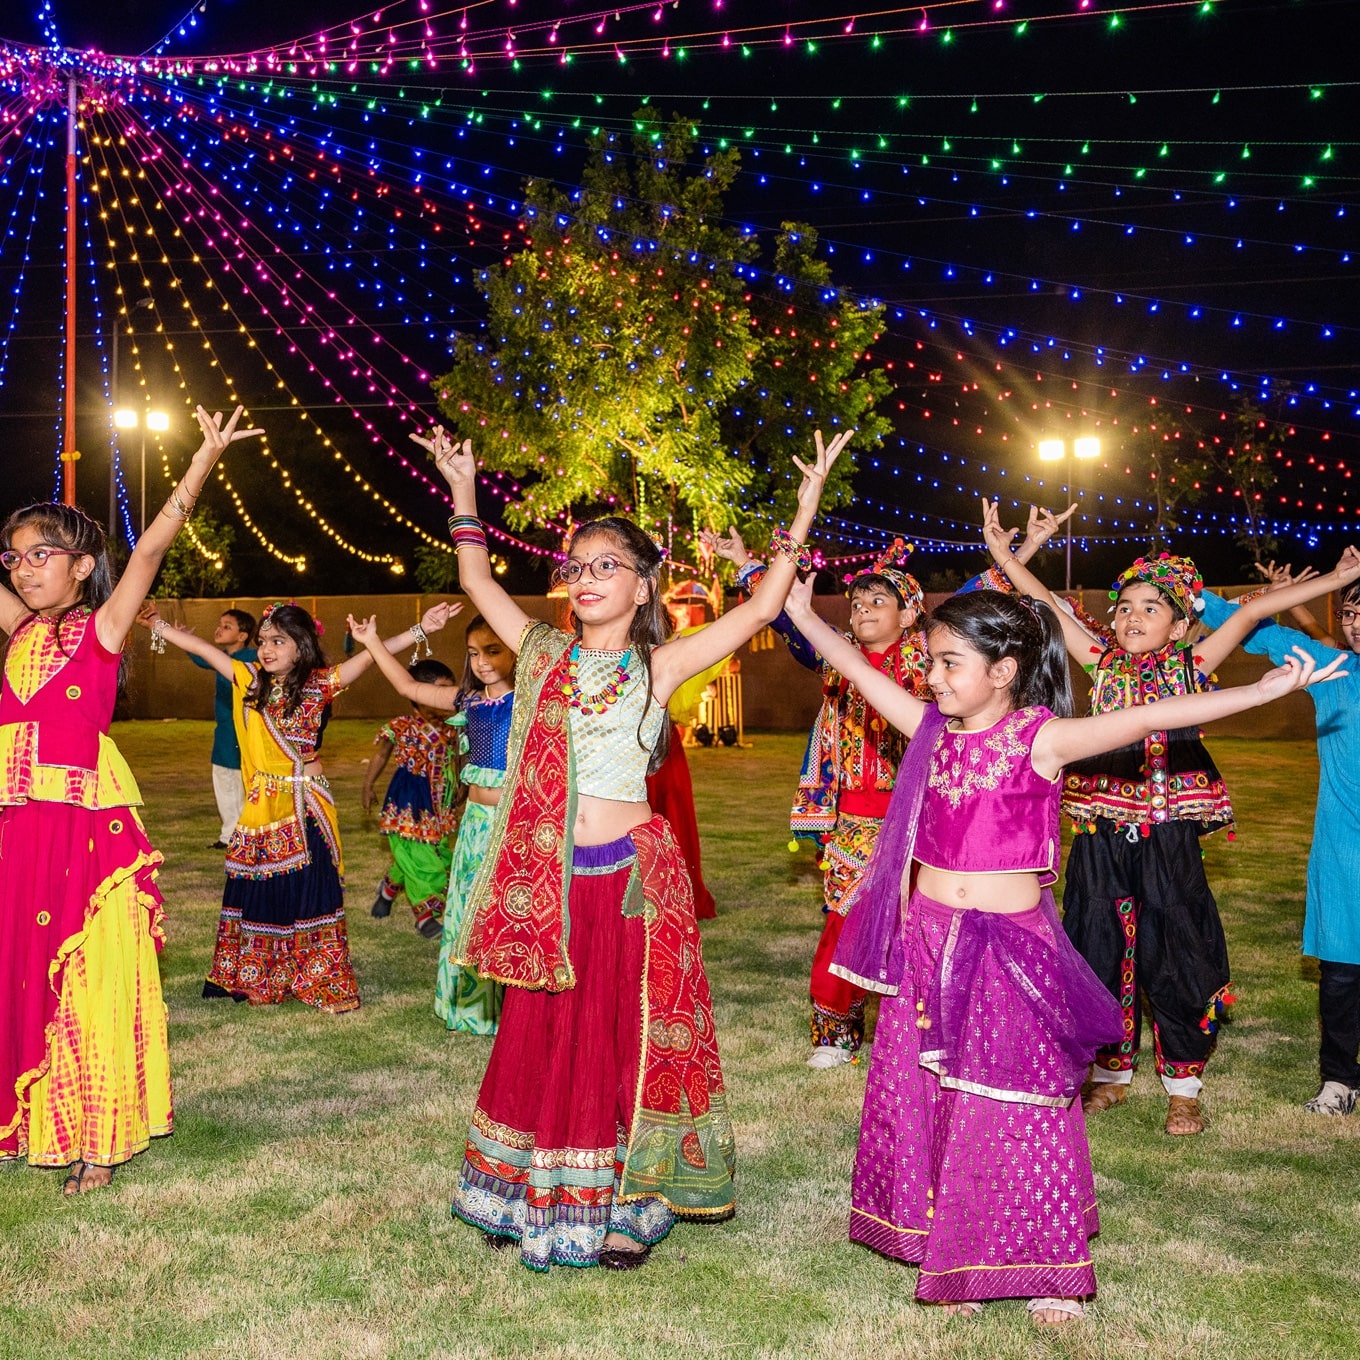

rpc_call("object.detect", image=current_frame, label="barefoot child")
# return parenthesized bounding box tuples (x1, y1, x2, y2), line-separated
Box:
(982, 501, 1360, 1132)
(363, 659, 460, 938)
(0, 404, 263, 1191)
(142, 597, 457, 1011)
(353, 421, 850, 1271)
(782, 579, 1343, 1323)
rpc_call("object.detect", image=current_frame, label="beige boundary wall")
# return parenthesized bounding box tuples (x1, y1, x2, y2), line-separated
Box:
(121, 588, 1328, 741)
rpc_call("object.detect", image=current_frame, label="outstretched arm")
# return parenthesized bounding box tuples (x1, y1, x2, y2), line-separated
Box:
(345, 613, 462, 709)
(98, 406, 264, 654)
(780, 577, 931, 739)
(334, 602, 461, 689)
(1252, 561, 1336, 645)
(419, 426, 535, 651)
(981, 499, 1096, 664)
(1034, 646, 1346, 776)
(651, 429, 853, 704)
(1193, 546, 1360, 675)
(135, 601, 235, 679)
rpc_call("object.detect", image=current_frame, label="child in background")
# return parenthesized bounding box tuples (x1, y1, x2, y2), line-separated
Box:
(0, 404, 262, 1191)
(982, 501, 1360, 1133)
(363, 659, 459, 938)
(352, 614, 513, 1032)
(191, 608, 257, 849)
(143, 598, 457, 1011)
(782, 579, 1341, 1324)
(1199, 564, 1360, 1114)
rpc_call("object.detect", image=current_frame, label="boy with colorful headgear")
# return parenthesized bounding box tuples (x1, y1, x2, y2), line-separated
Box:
(982, 505, 1358, 1133)
(706, 520, 1057, 1066)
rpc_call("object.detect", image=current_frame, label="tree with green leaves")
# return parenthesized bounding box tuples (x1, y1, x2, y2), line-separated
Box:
(431, 108, 890, 555)
(150, 505, 237, 598)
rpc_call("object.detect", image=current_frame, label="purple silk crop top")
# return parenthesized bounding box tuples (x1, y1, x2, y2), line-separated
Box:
(914, 705, 1061, 886)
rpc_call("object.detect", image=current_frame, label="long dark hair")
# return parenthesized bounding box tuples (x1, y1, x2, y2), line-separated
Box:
(926, 589, 1074, 719)
(1, 502, 123, 684)
(564, 517, 672, 773)
(248, 604, 326, 717)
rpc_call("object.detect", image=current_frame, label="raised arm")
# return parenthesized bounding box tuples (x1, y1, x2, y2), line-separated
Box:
(334, 602, 460, 689)
(1034, 645, 1346, 776)
(1251, 561, 1337, 646)
(135, 601, 235, 679)
(651, 429, 853, 704)
(981, 499, 1096, 664)
(1192, 545, 1360, 675)
(97, 406, 264, 653)
(780, 576, 930, 739)
(345, 613, 462, 709)
(418, 426, 534, 652)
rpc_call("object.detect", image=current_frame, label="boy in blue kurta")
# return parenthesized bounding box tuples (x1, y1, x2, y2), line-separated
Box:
(1202, 574, 1360, 1114)
(190, 608, 257, 848)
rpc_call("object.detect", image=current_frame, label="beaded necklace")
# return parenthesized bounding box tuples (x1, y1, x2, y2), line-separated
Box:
(564, 643, 633, 715)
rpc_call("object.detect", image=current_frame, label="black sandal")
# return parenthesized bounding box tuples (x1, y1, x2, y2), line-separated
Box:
(61, 1162, 115, 1195)
(598, 1242, 652, 1271)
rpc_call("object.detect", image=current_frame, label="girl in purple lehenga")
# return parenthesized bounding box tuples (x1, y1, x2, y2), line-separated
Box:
(781, 580, 1342, 1327)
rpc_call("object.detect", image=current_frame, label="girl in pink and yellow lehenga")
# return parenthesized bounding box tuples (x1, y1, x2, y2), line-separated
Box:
(781, 575, 1343, 1327)
(142, 598, 458, 1013)
(348, 420, 850, 1272)
(0, 405, 263, 1192)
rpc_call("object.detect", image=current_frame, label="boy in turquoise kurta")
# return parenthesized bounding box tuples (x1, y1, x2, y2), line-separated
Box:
(1202, 581, 1360, 1114)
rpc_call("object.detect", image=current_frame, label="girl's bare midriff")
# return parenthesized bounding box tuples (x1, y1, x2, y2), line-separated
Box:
(467, 785, 501, 808)
(574, 793, 652, 847)
(916, 865, 1042, 914)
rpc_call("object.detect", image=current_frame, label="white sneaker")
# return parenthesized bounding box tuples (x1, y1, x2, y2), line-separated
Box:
(807, 1047, 853, 1069)
(1303, 1080, 1359, 1115)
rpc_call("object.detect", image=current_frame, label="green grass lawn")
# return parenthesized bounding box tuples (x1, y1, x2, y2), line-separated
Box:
(2, 723, 1357, 1360)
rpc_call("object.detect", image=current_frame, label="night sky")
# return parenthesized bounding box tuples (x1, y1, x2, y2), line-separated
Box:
(1, 0, 1357, 594)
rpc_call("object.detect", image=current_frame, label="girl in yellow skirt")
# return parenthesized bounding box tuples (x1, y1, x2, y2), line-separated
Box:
(0, 405, 263, 1192)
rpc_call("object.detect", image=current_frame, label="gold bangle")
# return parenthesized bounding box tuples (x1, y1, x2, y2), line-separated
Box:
(160, 499, 189, 522)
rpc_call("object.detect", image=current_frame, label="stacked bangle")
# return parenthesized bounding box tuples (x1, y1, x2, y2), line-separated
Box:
(161, 485, 195, 521)
(770, 527, 813, 573)
(448, 514, 488, 551)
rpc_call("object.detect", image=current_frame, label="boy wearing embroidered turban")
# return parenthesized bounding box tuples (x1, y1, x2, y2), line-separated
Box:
(982, 501, 1360, 1133)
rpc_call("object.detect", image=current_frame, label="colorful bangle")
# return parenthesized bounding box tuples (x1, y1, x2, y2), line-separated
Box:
(448, 515, 488, 551)
(770, 527, 812, 573)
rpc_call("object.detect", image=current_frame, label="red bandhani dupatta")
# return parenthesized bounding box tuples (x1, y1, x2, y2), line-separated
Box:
(620, 816, 735, 1215)
(454, 622, 577, 991)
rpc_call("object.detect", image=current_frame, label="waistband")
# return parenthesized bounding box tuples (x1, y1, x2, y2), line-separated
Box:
(572, 831, 638, 875)
(908, 887, 1044, 932)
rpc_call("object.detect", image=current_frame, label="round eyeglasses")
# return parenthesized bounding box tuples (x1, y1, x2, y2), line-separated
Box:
(553, 553, 639, 586)
(0, 547, 85, 571)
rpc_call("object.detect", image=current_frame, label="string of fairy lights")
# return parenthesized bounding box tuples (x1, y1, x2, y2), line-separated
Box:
(0, 0, 1356, 580)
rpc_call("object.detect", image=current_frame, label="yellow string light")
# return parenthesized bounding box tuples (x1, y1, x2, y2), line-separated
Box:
(92, 118, 450, 571)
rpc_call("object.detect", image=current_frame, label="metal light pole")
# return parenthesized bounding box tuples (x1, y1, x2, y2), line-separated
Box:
(109, 297, 154, 535)
(1038, 437, 1100, 591)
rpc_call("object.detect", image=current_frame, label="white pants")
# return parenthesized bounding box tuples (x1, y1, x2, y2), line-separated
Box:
(211, 763, 246, 843)
(1090, 1065, 1203, 1099)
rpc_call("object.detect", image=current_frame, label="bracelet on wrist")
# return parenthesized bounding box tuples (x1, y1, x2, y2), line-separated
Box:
(409, 621, 433, 661)
(149, 620, 167, 655)
(770, 527, 813, 573)
(448, 514, 488, 552)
